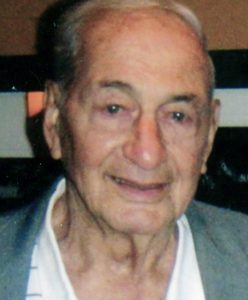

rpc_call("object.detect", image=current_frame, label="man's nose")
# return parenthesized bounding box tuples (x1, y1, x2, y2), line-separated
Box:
(122, 115, 166, 170)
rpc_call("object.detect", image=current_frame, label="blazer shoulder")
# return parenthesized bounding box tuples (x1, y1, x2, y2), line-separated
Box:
(0, 181, 56, 300)
(187, 201, 248, 254)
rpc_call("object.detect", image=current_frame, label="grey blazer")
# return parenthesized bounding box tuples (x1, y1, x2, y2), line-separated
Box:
(0, 183, 247, 299)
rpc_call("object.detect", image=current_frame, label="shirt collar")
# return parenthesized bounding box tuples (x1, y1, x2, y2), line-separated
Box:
(35, 178, 205, 300)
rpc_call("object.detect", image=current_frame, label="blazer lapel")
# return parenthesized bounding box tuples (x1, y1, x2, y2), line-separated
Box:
(187, 201, 248, 300)
(0, 186, 52, 300)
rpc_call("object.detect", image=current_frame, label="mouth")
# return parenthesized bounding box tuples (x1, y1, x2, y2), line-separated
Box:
(109, 175, 168, 202)
(111, 176, 166, 190)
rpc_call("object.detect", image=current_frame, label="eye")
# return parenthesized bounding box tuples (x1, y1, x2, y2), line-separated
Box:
(171, 111, 186, 122)
(106, 104, 122, 114)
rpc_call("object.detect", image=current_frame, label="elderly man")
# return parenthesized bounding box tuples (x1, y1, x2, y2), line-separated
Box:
(0, 0, 247, 299)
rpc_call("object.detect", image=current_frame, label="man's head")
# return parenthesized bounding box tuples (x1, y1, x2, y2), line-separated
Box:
(43, 0, 220, 235)
(39, 0, 215, 98)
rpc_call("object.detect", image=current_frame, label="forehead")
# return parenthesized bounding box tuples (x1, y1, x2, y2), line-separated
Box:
(80, 7, 204, 57)
(74, 8, 208, 97)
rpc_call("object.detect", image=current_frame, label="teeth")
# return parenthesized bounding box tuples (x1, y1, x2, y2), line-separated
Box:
(113, 177, 123, 184)
(112, 176, 164, 190)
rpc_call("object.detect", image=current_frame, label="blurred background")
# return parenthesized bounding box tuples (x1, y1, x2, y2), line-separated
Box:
(0, 0, 247, 213)
(0, 0, 248, 54)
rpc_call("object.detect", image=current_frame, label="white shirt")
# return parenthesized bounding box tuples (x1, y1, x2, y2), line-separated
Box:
(26, 179, 205, 300)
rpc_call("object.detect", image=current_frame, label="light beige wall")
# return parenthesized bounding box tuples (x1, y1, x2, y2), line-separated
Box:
(0, 93, 33, 157)
(181, 0, 248, 50)
(0, 0, 54, 55)
(0, 0, 247, 55)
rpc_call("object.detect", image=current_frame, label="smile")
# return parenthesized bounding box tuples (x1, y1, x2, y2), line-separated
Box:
(109, 175, 169, 203)
(107, 176, 169, 204)
(111, 176, 166, 191)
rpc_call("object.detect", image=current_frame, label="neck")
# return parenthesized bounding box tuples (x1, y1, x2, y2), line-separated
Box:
(52, 186, 178, 278)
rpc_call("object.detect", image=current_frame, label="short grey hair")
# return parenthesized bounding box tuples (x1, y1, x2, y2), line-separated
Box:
(37, 0, 215, 99)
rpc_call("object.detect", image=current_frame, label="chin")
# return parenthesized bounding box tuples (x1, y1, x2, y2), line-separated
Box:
(109, 208, 173, 236)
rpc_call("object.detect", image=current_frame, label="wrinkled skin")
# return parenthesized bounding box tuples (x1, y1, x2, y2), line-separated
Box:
(43, 8, 219, 299)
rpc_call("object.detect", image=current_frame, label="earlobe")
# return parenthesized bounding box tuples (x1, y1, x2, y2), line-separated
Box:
(201, 99, 221, 174)
(43, 82, 62, 160)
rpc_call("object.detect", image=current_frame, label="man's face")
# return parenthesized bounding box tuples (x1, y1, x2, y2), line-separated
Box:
(46, 9, 219, 235)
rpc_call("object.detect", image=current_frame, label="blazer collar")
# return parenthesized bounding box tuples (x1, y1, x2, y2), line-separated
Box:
(0, 178, 60, 300)
(187, 201, 248, 300)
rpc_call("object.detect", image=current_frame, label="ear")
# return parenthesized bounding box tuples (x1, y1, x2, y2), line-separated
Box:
(43, 82, 62, 160)
(201, 99, 221, 174)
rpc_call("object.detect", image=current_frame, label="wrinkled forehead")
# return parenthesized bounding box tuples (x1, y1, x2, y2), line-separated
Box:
(79, 7, 202, 48)
(73, 8, 209, 83)
(80, 7, 203, 52)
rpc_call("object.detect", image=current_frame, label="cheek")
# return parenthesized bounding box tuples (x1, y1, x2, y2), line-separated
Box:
(70, 126, 123, 170)
(166, 134, 206, 215)
(167, 132, 206, 177)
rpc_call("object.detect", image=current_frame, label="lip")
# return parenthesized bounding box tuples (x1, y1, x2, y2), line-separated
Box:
(108, 175, 168, 203)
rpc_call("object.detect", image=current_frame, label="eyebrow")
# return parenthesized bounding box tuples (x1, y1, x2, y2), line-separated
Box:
(99, 80, 136, 97)
(98, 80, 200, 104)
(171, 94, 199, 103)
